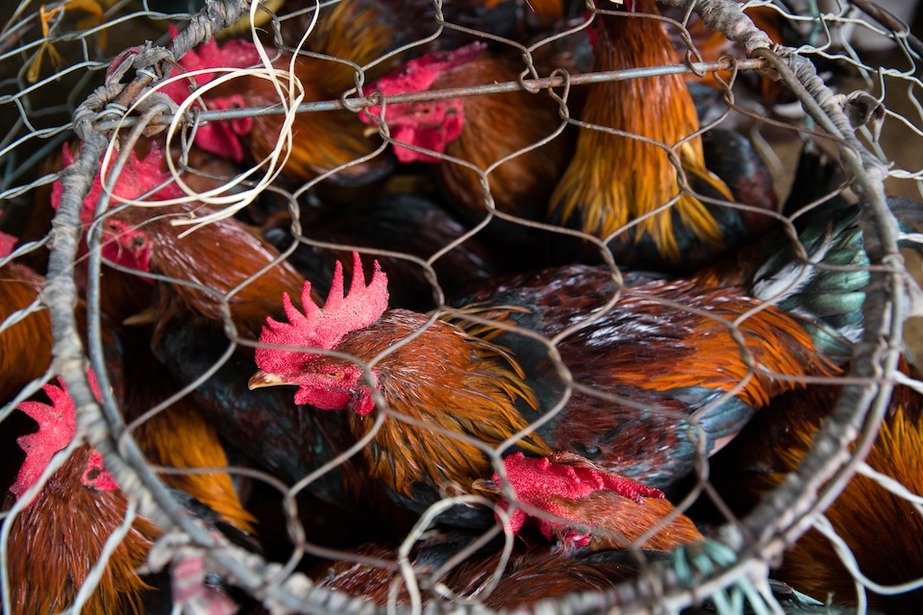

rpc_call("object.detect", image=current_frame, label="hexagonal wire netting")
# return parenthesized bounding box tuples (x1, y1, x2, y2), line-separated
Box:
(1, 0, 922, 613)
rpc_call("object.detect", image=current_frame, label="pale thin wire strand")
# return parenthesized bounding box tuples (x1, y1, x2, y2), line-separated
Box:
(97, 1, 316, 233)
(812, 512, 923, 598)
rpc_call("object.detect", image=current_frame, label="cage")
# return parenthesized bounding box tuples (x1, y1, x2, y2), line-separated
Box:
(1, 0, 922, 613)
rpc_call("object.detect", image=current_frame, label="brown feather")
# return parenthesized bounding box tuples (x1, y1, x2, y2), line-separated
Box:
(544, 489, 703, 552)
(325, 310, 549, 499)
(433, 55, 572, 221)
(318, 537, 643, 609)
(108, 202, 307, 338)
(126, 356, 255, 533)
(449, 264, 841, 486)
(0, 261, 52, 403)
(569, 279, 840, 409)
(716, 365, 923, 611)
(309, 0, 406, 71)
(774, 390, 923, 610)
(209, 23, 391, 184)
(549, 1, 733, 262)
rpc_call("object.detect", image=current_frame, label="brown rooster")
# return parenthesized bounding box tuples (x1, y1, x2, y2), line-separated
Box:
(549, 0, 769, 271)
(9, 146, 262, 563)
(5, 371, 254, 613)
(5, 374, 162, 614)
(160, 7, 391, 186)
(0, 231, 51, 404)
(51, 142, 307, 338)
(246, 226, 857, 529)
(714, 361, 923, 613)
(361, 41, 572, 223)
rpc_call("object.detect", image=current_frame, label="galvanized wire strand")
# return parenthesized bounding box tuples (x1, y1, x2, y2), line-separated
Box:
(89, 57, 768, 131)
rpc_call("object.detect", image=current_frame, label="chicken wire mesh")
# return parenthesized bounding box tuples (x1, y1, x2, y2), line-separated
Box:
(1, 0, 922, 613)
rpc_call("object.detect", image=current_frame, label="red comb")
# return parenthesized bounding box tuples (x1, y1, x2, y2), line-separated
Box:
(50, 142, 182, 224)
(255, 252, 389, 374)
(494, 452, 663, 537)
(500, 452, 663, 504)
(12, 372, 116, 501)
(183, 94, 252, 162)
(0, 231, 16, 258)
(158, 27, 262, 104)
(12, 380, 77, 499)
(360, 42, 486, 125)
(157, 29, 261, 161)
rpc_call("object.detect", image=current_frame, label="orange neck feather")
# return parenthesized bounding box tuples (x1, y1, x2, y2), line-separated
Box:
(769, 399, 923, 609)
(133, 404, 255, 534)
(339, 310, 549, 498)
(550, 7, 731, 261)
(0, 264, 52, 402)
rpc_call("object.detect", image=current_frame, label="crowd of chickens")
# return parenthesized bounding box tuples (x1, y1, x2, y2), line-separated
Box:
(2, 0, 923, 613)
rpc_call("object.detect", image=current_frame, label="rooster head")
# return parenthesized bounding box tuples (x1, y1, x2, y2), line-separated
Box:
(13, 372, 118, 506)
(98, 217, 153, 275)
(475, 452, 664, 550)
(160, 27, 263, 102)
(249, 252, 389, 415)
(51, 143, 178, 277)
(360, 42, 486, 163)
(159, 28, 262, 163)
(185, 94, 254, 163)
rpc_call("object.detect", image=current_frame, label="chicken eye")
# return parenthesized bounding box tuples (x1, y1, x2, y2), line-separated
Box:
(327, 371, 344, 380)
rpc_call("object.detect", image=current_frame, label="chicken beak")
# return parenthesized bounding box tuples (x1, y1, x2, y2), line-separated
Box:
(471, 478, 501, 495)
(122, 306, 159, 326)
(248, 370, 294, 390)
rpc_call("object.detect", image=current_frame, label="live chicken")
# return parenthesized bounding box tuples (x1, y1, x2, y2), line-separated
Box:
(247, 202, 865, 525)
